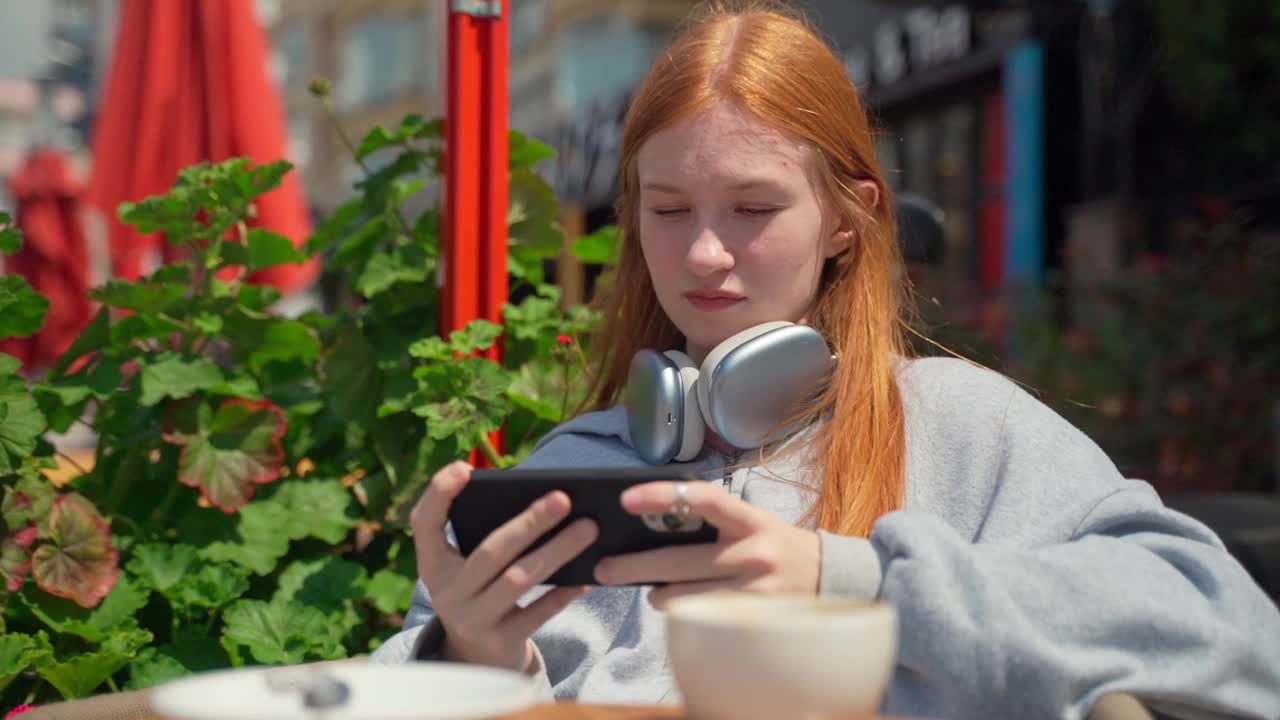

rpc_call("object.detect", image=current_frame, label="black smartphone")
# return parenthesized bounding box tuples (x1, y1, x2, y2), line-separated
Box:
(447, 466, 721, 586)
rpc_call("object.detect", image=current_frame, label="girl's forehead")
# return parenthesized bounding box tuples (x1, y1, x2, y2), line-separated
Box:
(638, 103, 811, 181)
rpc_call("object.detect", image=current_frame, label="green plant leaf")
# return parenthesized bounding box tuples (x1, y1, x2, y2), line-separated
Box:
(407, 336, 451, 362)
(508, 362, 568, 423)
(35, 627, 151, 699)
(249, 320, 320, 374)
(89, 279, 187, 314)
(205, 375, 263, 400)
(323, 321, 381, 424)
(50, 308, 111, 378)
(83, 574, 149, 634)
(449, 320, 504, 356)
(0, 275, 49, 340)
(175, 562, 250, 611)
(366, 568, 415, 615)
(269, 479, 359, 544)
(126, 543, 198, 594)
(236, 283, 283, 312)
(30, 493, 119, 608)
(305, 198, 362, 256)
(570, 225, 621, 265)
(139, 355, 226, 406)
(1, 525, 35, 592)
(198, 500, 290, 576)
(2, 475, 56, 529)
(356, 127, 400, 162)
(0, 368, 46, 475)
(128, 647, 189, 690)
(246, 229, 307, 270)
(0, 212, 21, 254)
(164, 398, 287, 513)
(0, 631, 49, 692)
(221, 599, 342, 665)
(198, 478, 355, 575)
(354, 250, 429, 298)
(508, 168, 564, 254)
(273, 557, 367, 633)
(128, 628, 226, 690)
(193, 312, 223, 334)
(509, 129, 557, 170)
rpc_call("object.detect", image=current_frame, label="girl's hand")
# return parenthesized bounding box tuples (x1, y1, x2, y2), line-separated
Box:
(411, 461, 598, 672)
(592, 481, 820, 608)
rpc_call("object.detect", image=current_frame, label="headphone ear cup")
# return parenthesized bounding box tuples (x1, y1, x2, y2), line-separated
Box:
(663, 351, 705, 462)
(696, 321, 795, 434)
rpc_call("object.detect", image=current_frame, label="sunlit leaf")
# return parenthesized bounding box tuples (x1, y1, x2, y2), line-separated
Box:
(175, 563, 250, 611)
(274, 557, 367, 633)
(0, 631, 52, 692)
(221, 599, 342, 665)
(139, 355, 225, 406)
(30, 493, 119, 608)
(126, 543, 198, 594)
(246, 229, 306, 270)
(366, 568, 415, 615)
(570, 225, 621, 265)
(35, 627, 150, 699)
(164, 398, 287, 513)
(128, 647, 188, 690)
(449, 320, 504, 356)
(508, 129, 557, 170)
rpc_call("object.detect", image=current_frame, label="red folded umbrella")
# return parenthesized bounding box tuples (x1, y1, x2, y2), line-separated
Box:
(86, 0, 316, 292)
(1, 149, 93, 371)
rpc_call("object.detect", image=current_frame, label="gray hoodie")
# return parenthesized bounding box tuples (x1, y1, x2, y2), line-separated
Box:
(371, 357, 1280, 719)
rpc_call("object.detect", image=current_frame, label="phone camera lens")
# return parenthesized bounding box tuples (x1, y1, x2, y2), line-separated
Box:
(661, 513, 682, 530)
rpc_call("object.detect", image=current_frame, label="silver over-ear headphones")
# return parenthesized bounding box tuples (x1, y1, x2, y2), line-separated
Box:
(625, 321, 837, 465)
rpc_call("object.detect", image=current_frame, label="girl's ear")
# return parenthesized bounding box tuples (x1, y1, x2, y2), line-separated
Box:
(824, 180, 880, 259)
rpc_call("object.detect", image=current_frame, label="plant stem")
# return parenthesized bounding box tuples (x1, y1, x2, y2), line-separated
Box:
(558, 350, 571, 422)
(477, 434, 506, 468)
(318, 93, 417, 241)
(143, 479, 184, 537)
(106, 447, 145, 516)
(23, 678, 43, 705)
(106, 676, 120, 693)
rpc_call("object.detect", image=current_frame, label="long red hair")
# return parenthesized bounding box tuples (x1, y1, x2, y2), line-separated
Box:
(584, 3, 911, 537)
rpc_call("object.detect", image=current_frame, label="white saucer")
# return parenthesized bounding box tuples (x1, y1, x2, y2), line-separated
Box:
(149, 662, 543, 720)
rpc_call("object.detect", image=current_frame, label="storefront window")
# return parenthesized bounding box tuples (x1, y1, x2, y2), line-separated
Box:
(336, 13, 423, 111)
(556, 15, 661, 114)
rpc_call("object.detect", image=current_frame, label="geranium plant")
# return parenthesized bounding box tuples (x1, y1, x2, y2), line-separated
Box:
(0, 94, 615, 706)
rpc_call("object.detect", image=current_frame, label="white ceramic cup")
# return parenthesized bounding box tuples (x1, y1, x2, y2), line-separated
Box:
(665, 592, 898, 720)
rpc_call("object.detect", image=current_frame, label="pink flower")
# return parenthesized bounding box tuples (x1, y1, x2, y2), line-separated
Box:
(6, 705, 36, 718)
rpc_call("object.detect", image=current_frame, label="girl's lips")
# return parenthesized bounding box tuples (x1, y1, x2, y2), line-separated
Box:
(684, 295, 745, 311)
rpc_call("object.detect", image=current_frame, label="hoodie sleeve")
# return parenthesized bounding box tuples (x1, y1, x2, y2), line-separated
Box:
(853, 387, 1280, 720)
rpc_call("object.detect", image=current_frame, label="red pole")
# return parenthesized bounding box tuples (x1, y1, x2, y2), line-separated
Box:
(479, 1, 509, 360)
(444, 3, 483, 335)
(445, 0, 507, 462)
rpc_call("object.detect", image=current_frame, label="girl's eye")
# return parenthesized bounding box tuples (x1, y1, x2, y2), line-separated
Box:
(738, 206, 779, 217)
(652, 208, 688, 217)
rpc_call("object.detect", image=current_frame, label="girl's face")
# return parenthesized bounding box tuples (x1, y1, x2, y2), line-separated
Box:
(636, 102, 855, 364)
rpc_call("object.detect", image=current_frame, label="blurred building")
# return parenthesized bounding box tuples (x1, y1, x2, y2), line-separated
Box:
(0, 0, 108, 210)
